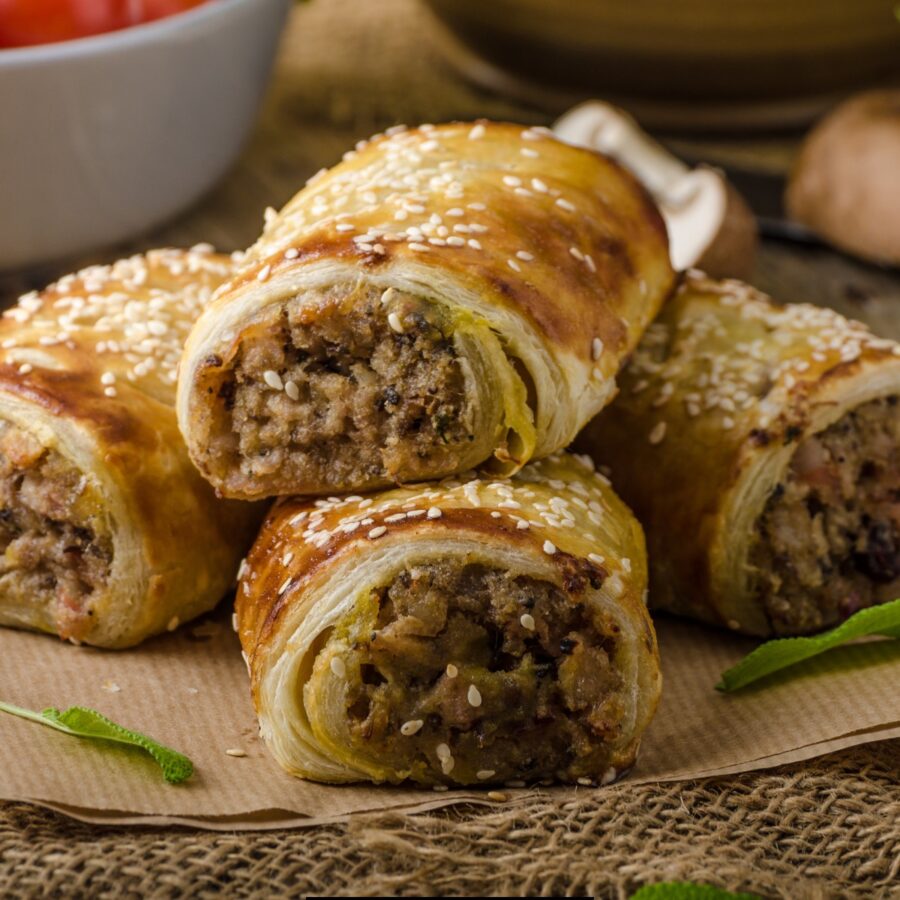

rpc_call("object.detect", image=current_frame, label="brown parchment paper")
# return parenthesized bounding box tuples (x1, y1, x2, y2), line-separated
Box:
(0, 604, 897, 831)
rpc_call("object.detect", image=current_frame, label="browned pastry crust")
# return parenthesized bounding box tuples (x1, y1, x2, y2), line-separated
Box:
(236, 452, 661, 786)
(576, 272, 900, 636)
(0, 248, 261, 648)
(178, 121, 675, 499)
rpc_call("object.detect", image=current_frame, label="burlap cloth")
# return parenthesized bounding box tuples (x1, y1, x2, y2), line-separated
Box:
(1, 1, 899, 896)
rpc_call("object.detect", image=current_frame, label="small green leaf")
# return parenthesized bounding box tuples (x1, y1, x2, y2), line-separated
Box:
(631, 883, 757, 899)
(717, 598, 900, 692)
(0, 700, 193, 784)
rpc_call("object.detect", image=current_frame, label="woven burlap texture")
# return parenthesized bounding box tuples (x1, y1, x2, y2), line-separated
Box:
(1, 741, 898, 898)
(2, 0, 899, 896)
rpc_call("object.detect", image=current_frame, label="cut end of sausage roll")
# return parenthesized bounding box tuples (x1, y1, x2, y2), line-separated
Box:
(0, 248, 262, 648)
(576, 271, 900, 637)
(189, 284, 518, 498)
(0, 421, 111, 642)
(179, 121, 675, 499)
(750, 395, 900, 634)
(236, 452, 661, 787)
(323, 560, 626, 785)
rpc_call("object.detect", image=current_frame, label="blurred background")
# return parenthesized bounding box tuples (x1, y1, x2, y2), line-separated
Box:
(1, 0, 899, 335)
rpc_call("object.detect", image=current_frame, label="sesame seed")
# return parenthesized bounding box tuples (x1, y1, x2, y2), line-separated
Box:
(426, 507, 442, 519)
(278, 577, 292, 595)
(592, 337, 603, 360)
(447, 236, 466, 246)
(569, 246, 585, 262)
(503, 175, 522, 187)
(100, 372, 116, 385)
(368, 525, 387, 539)
(468, 123, 486, 140)
(477, 770, 496, 780)
(621, 558, 632, 573)
(507, 259, 521, 272)
(521, 148, 539, 158)
(467, 239, 482, 250)
(467, 685, 482, 707)
(648, 422, 667, 445)
(520, 613, 536, 631)
(18, 363, 32, 375)
(330, 657, 346, 677)
(284, 380, 300, 400)
(577, 777, 593, 786)
(231, 612, 239, 632)
(585, 254, 596, 273)
(556, 198, 576, 212)
(284, 247, 299, 259)
(263, 370, 284, 391)
(167, 616, 180, 632)
(516, 250, 534, 261)
(446, 663, 458, 678)
(588, 553, 605, 566)
(257, 264, 272, 281)
(531, 178, 548, 193)
(225, 748, 247, 758)
(441, 756, 455, 775)
(400, 719, 424, 736)
(408, 242, 430, 252)
(543, 540, 557, 555)
(388, 312, 405, 333)
(436, 742, 451, 760)
(516, 520, 530, 530)
(104, 387, 117, 398)
(446, 207, 464, 217)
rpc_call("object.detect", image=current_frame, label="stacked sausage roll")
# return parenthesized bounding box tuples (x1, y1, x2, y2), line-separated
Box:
(177, 122, 675, 498)
(0, 248, 260, 648)
(194, 122, 673, 785)
(577, 272, 900, 637)
(237, 454, 660, 787)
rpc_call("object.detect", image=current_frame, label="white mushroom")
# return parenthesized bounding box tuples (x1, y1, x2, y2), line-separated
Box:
(554, 101, 757, 278)
(786, 89, 900, 266)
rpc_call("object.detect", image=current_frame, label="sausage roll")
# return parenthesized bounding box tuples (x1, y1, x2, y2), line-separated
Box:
(576, 272, 900, 637)
(0, 248, 260, 648)
(178, 121, 674, 499)
(236, 452, 660, 787)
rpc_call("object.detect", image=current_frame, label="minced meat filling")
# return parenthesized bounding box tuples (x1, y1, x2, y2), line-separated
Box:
(212, 286, 476, 491)
(341, 562, 624, 784)
(0, 422, 111, 634)
(752, 396, 900, 634)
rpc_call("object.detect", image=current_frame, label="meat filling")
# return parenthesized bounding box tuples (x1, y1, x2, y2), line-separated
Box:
(203, 286, 477, 493)
(0, 423, 112, 638)
(752, 396, 900, 634)
(340, 561, 624, 785)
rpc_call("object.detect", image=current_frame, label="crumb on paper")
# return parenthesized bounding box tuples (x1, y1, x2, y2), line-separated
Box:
(225, 748, 247, 758)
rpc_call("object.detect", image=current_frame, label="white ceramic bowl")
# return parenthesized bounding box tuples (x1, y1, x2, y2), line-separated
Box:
(0, 0, 290, 270)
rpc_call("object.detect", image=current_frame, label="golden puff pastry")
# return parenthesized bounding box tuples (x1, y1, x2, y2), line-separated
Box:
(236, 452, 661, 787)
(0, 248, 260, 648)
(576, 272, 900, 637)
(178, 121, 675, 499)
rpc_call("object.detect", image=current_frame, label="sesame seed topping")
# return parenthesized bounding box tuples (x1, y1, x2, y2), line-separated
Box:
(468, 123, 485, 140)
(441, 756, 455, 775)
(257, 264, 272, 281)
(18, 363, 32, 375)
(436, 742, 451, 760)
(592, 337, 604, 360)
(263, 370, 284, 391)
(621, 558, 632, 573)
(368, 525, 387, 539)
(569, 246, 585, 262)
(284, 247, 299, 259)
(400, 719, 424, 736)
(516, 519, 530, 530)
(467, 685, 482, 707)
(167, 616, 179, 632)
(520, 613, 536, 631)
(507, 259, 521, 272)
(543, 540, 557, 555)
(556, 198, 576, 212)
(503, 175, 522, 187)
(446, 664, 458, 678)
(278, 577, 292, 595)
(284, 380, 300, 400)
(388, 312, 405, 333)
(408, 242, 430, 252)
(577, 777, 593, 786)
(521, 148, 539, 158)
(531, 178, 548, 193)
(467, 239, 482, 250)
(330, 657, 346, 677)
(588, 553, 605, 566)
(648, 422, 667, 445)
(516, 250, 534, 261)
(426, 507, 442, 519)
(104, 387, 117, 398)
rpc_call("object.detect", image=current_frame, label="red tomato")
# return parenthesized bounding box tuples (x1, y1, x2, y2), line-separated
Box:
(0, 0, 208, 49)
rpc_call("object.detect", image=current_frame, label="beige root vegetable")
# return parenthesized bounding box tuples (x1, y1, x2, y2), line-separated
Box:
(787, 90, 900, 266)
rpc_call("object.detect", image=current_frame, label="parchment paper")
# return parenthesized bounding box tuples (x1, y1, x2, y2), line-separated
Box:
(0, 605, 897, 831)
